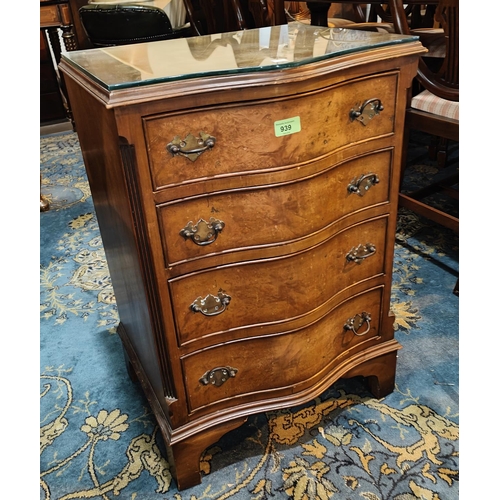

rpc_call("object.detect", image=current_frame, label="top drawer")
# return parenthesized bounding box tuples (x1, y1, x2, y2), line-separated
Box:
(143, 72, 398, 191)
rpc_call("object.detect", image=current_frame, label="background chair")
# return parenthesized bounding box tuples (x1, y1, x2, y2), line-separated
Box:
(366, 2, 436, 28)
(181, 0, 247, 35)
(300, 2, 446, 38)
(393, 0, 459, 234)
(182, 0, 280, 35)
(79, 3, 191, 47)
(278, 1, 393, 32)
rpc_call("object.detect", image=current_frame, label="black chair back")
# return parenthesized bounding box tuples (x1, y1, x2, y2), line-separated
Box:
(79, 4, 190, 47)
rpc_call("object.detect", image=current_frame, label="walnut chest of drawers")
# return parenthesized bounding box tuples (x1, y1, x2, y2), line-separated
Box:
(60, 23, 425, 490)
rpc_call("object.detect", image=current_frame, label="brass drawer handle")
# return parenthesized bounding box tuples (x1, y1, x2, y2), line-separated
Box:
(349, 98, 384, 125)
(180, 217, 225, 246)
(344, 312, 371, 336)
(200, 366, 238, 387)
(346, 243, 376, 264)
(166, 131, 216, 162)
(190, 291, 231, 316)
(347, 173, 380, 196)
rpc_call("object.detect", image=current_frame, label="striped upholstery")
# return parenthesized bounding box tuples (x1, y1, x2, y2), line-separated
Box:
(411, 89, 459, 121)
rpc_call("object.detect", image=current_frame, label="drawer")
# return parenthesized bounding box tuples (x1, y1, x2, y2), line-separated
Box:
(182, 286, 384, 413)
(159, 149, 392, 267)
(40, 4, 71, 27)
(144, 73, 397, 191)
(169, 216, 388, 346)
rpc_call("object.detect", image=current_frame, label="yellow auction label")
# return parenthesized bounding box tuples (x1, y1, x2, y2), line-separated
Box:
(274, 116, 301, 137)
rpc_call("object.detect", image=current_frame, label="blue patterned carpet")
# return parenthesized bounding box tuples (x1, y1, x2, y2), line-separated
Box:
(40, 131, 459, 499)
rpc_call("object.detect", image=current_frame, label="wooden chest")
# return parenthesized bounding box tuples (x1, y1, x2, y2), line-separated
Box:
(60, 24, 424, 490)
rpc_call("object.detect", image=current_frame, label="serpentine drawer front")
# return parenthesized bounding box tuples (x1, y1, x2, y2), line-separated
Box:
(169, 216, 388, 347)
(158, 149, 392, 268)
(60, 22, 425, 490)
(182, 286, 384, 414)
(144, 73, 397, 191)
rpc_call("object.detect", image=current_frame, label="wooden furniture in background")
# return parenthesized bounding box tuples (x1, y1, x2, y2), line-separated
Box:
(79, 3, 191, 47)
(395, 0, 459, 233)
(60, 25, 424, 490)
(40, 0, 78, 123)
(299, 1, 439, 30)
(183, 0, 252, 34)
(40, 0, 91, 125)
(40, 0, 78, 60)
(40, 29, 67, 124)
(68, 0, 94, 49)
(180, 0, 289, 34)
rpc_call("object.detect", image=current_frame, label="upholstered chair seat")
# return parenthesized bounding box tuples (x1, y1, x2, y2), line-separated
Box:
(411, 89, 459, 121)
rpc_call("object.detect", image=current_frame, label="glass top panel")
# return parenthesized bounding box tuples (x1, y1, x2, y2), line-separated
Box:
(62, 22, 418, 91)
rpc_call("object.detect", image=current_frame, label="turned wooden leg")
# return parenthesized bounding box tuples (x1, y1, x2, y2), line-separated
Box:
(342, 350, 398, 399)
(306, 2, 331, 26)
(168, 416, 248, 490)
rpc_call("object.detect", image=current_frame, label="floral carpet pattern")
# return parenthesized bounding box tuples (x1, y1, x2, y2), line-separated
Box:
(40, 131, 459, 500)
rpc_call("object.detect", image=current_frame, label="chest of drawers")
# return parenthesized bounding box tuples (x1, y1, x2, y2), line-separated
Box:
(60, 24, 424, 490)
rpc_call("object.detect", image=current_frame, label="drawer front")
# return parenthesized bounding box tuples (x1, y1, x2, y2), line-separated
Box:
(159, 149, 392, 266)
(144, 73, 397, 190)
(182, 286, 383, 413)
(169, 216, 387, 346)
(40, 5, 70, 27)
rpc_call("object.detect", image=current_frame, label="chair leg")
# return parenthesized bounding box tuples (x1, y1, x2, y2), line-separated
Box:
(407, 171, 458, 200)
(428, 136, 449, 168)
(398, 123, 411, 192)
